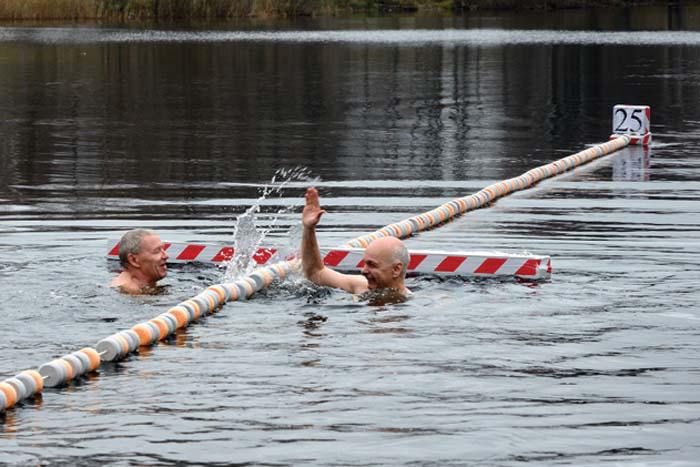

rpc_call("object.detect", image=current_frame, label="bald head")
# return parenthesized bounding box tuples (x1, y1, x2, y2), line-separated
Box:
(379, 237, 409, 277)
(364, 236, 410, 279)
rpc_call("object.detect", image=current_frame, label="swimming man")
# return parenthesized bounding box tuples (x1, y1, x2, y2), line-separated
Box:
(301, 187, 410, 302)
(110, 228, 169, 294)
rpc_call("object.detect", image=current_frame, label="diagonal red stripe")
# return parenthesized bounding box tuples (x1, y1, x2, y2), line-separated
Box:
(435, 256, 466, 273)
(211, 247, 234, 262)
(323, 250, 349, 267)
(356, 259, 365, 268)
(253, 248, 276, 264)
(514, 259, 538, 277)
(474, 258, 507, 274)
(177, 245, 206, 261)
(408, 254, 427, 270)
(163, 243, 171, 251)
(108, 242, 120, 256)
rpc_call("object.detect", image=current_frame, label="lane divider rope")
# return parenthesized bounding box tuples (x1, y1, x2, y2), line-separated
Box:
(0, 259, 297, 412)
(0, 136, 630, 413)
(344, 135, 631, 248)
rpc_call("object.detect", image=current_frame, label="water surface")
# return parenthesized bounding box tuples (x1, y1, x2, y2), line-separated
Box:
(1, 7, 699, 466)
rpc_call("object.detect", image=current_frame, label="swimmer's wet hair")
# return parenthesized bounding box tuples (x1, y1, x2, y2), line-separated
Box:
(118, 228, 155, 268)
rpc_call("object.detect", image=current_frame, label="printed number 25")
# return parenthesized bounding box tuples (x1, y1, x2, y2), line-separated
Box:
(615, 108, 643, 133)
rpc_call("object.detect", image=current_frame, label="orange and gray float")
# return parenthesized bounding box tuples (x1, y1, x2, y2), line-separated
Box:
(38, 348, 101, 388)
(0, 370, 43, 411)
(344, 135, 631, 248)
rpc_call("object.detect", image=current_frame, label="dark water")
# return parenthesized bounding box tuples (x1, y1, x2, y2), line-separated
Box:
(1, 6, 700, 466)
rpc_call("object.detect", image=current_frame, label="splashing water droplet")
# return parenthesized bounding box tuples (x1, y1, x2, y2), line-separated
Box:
(223, 167, 319, 282)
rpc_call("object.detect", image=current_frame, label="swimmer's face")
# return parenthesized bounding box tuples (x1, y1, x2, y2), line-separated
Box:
(133, 234, 168, 283)
(361, 242, 402, 290)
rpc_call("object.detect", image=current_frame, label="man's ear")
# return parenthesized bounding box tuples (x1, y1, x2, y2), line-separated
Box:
(127, 253, 140, 269)
(392, 262, 403, 278)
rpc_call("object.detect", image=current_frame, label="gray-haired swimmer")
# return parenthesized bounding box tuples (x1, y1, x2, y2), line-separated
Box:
(110, 229, 169, 295)
(301, 187, 411, 303)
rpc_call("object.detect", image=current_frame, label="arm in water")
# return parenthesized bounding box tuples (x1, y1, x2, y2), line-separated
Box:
(301, 188, 369, 294)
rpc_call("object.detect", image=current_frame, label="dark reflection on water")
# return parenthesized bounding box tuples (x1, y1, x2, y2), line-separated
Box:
(1, 6, 700, 467)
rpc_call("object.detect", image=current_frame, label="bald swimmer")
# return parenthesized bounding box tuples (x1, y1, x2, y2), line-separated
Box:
(301, 187, 410, 303)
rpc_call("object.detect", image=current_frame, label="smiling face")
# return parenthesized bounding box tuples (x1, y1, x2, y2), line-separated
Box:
(128, 234, 168, 285)
(361, 237, 406, 290)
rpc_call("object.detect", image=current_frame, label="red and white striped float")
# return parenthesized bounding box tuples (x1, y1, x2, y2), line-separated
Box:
(107, 241, 551, 280)
(322, 248, 550, 279)
(107, 240, 276, 265)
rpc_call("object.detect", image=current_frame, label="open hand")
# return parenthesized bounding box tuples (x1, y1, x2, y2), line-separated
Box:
(303, 187, 326, 228)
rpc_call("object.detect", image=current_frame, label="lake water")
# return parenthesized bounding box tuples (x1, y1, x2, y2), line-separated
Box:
(1, 6, 700, 466)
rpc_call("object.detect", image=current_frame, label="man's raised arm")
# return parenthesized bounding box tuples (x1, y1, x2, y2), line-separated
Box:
(301, 188, 367, 294)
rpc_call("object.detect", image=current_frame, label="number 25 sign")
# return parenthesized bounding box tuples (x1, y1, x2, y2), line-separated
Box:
(613, 105, 650, 135)
(610, 104, 651, 146)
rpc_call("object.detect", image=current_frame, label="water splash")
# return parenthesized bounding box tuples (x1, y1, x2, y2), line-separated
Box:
(223, 167, 318, 282)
